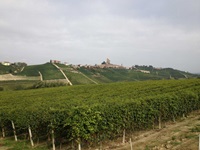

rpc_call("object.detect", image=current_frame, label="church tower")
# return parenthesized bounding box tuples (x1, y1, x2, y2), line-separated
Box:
(106, 58, 110, 64)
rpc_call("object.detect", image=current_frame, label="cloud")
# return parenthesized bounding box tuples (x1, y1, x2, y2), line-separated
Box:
(0, 0, 199, 73)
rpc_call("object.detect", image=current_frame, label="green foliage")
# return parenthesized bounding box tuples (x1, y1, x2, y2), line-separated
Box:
(0, 79, 200, 147)
(31, 81, 67, 89)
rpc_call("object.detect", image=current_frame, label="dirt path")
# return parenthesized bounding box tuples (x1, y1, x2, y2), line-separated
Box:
(38, 71, 43, 81)
(52, 63, 73, 85)
(108, 110, 200, 150)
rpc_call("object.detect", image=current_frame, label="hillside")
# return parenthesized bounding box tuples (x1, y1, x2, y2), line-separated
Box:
(0, 62, 199, 85)
(17, 63, 65, 80)
(77, 65, 199, 83)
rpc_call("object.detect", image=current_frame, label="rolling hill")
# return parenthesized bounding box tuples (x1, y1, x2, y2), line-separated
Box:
(0, 62, 199, 85)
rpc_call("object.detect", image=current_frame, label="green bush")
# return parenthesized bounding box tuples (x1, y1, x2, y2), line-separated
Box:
(31, 81, 67, 89)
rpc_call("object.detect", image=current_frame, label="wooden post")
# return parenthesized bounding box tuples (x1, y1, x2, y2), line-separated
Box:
(11, 121, 17, 141)
(172, 115, 176, 123)
(199, 134, 200, 150)
(78, 138, 81, 150)
(2, 127, 5, 138)
(122, 129, 126, 144)
(52, 128, 55, 150)
(158, 115, 161, 129)
(28, 126, 34, 147)
(130, 138, 133, 150)
(78, 142, 81, 150)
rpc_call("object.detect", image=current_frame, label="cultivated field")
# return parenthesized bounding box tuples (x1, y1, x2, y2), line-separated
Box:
(0, 79, 200, 149)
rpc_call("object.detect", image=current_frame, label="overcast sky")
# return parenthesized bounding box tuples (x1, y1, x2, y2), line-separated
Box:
(0, 0, 200, 73)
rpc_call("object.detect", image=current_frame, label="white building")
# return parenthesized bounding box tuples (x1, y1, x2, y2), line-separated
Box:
(1, 61, 11, 66)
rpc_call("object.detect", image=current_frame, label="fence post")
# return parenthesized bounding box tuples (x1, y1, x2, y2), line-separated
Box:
(2, 127, 5, 138)
(51, 123, 55, 150)
(199, 134, 200, 150)
(11, 121, 17, 141)
(158, 115, 161, 129)
(122, 129, 126, 144)
(28, 125, 34, 147)
(130, 138, 133, 150)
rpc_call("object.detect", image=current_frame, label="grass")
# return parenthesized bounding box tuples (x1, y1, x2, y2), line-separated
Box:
(190, 125, 200, 132)
(171, 141, 181, 146)
(0, 138, 47, 150)
(184, 134, 197, 139)
(145, 145, 150, 150)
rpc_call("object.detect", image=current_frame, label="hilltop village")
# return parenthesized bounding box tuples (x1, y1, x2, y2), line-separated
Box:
(50, 58, 151, 74)
(1, 58, 155, 74)
(50, 58, 125, 69)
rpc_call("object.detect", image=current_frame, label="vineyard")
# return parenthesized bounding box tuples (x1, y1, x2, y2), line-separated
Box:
(0, 79, 200, 149)
(17, 63, 65, 80)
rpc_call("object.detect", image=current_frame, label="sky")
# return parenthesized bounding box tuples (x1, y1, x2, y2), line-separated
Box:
(0, 0, 200, 73)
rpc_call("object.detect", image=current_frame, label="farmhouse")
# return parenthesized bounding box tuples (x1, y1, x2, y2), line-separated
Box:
(1, 61, 11, 66)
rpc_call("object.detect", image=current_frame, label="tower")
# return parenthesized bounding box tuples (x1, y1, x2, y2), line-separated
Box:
(106, 58, 110, 64)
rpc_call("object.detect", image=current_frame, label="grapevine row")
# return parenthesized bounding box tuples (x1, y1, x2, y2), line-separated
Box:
(0, 79, 200, 148)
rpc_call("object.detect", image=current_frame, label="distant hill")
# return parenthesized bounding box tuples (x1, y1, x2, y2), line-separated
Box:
(17, 63, 65, 80)
(0, 62, 199, 84)
(0, 62, 26, 74)
(77, 66, 198, 83)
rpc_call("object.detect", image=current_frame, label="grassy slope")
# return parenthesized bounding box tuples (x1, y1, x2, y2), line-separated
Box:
(78, 67, 163, 83)
(18, 63, 64, 80)
(135, 66, 197, 79)
(78, 67, 112, 83)
(56, 64, 95, 85)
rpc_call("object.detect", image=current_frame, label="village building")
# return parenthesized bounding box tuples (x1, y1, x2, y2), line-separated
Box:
(1, 61, 11, 66)
(50, 60, 61, 64)
(97, 58, 126, 69)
